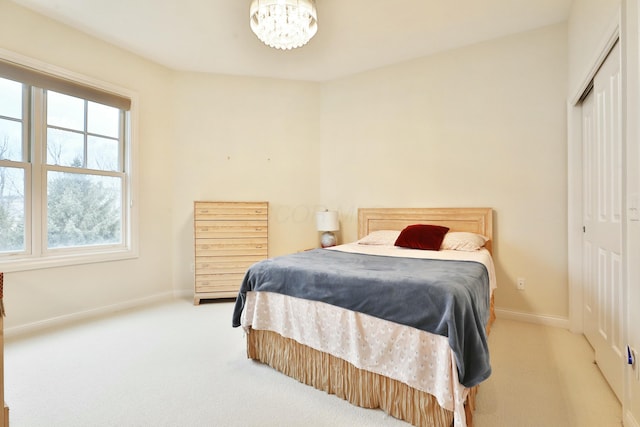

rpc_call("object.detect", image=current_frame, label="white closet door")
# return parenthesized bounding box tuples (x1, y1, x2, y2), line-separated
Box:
(582, 40, 624, 401)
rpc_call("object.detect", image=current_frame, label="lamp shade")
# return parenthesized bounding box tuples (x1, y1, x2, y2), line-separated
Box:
(316, 211, 339, 231)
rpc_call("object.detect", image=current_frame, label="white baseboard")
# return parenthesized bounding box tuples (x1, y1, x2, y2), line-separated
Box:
(495, 308, 570, 329)
(4, 291, 176, 338)
(626, 410, 640, 427)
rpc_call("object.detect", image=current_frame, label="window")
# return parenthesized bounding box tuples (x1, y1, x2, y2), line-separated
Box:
(0, 56, 136, 272)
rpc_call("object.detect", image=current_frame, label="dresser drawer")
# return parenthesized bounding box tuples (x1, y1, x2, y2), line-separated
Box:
(195, 273, 245, 293)
(195, 255, 263, 275)
(195, 202, 268, 221)
(194, 220, 267, 238)
(195, 238, 267, 256)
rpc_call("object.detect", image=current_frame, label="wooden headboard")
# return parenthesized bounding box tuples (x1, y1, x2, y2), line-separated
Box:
(357, 207, 493, 253)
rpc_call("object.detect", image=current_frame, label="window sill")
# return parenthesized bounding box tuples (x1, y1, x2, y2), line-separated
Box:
(0, 248, 139, 273)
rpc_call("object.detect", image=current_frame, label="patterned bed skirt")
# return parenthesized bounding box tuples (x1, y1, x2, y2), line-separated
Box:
(245, 293, 495, 427)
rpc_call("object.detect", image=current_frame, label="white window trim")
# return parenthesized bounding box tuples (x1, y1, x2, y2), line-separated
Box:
(0, 47, 139, 273)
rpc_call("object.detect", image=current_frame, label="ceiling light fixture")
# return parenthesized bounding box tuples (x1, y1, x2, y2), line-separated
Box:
(249, 0, 318, 50)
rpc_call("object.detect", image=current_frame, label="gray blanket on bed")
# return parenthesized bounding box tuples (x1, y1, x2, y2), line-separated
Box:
(231, 248, 491, 387)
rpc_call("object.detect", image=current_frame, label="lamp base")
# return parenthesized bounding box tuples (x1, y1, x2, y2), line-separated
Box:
(320, 231, 337, 248)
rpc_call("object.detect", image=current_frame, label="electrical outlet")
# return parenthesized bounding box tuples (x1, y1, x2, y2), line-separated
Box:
(517, 277, 525, 290)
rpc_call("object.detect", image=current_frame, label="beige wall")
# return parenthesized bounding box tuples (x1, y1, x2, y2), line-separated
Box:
(1, 3, 571, 329)
(169, 72, 321, 295)
(320, 24, 569, 318)
(0, 1, 175, 329)
(568, 0, 621, 97)
(0, 1, 323, 324)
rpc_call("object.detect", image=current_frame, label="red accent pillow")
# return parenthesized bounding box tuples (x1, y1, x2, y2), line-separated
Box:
(394, 224, 450, 250)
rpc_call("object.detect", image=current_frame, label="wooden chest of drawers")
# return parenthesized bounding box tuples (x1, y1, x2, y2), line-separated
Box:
(193, 201, 268, 304)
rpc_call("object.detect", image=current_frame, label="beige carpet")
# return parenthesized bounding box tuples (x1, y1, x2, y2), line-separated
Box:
(3, 299, 622, 426)
(474, 318, 622, 427)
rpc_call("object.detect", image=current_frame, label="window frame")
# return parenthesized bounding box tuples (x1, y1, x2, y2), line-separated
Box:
(0, 48, 138, 273)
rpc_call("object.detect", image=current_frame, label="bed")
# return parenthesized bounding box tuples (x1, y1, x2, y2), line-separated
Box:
(232, 207, 496, 427)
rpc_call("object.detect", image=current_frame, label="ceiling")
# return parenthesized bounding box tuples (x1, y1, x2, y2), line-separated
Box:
(10, 0, 573, 82)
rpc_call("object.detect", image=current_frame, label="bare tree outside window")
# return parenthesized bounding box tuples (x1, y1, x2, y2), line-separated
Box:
(0, 77, 26, 253)
(0, 138, 26, 252)
(0, 70, 132, 267)
(44, 90, 124, 249)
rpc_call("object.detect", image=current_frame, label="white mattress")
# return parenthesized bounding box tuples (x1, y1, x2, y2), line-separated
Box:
(241, 243, 497, 427)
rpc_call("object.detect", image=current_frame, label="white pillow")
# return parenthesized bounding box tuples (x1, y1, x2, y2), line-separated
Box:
(440, 232, 488, 251)
(357, 230, 401, 245)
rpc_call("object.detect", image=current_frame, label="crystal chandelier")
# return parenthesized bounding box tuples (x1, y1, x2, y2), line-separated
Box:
(249, 0, 318, 50)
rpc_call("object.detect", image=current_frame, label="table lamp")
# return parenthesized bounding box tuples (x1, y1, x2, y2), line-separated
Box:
(316, 210, 339, 248)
